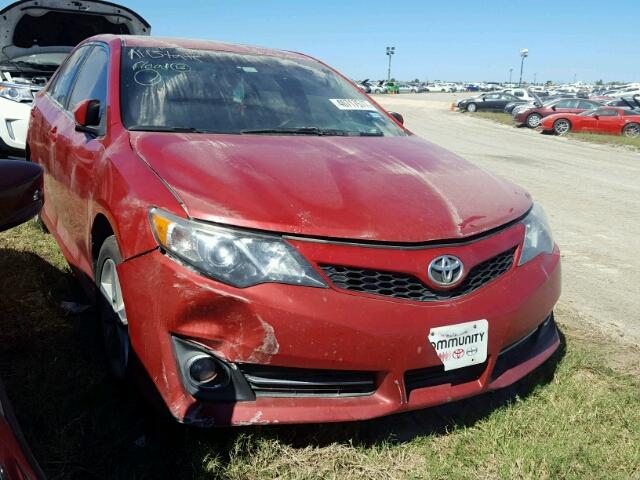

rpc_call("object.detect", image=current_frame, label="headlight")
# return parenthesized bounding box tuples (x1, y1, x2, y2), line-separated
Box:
(519, 203, 555, 265)
(149, 208, 327, 288)
(0, 82, 33, 102)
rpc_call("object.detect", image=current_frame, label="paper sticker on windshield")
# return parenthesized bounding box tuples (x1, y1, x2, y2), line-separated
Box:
(330, 99, 377, 111)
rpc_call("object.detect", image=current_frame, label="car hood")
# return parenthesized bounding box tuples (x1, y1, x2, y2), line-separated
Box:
(130, 133, 532, 243)
(0, 0, 150, 63)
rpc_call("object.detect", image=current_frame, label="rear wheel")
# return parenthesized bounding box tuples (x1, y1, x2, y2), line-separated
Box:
(553, 119, 571, 136)
(467, 103, 477, 113)
(526, 113, 542, 128)
(622, 123, 640, 138)
(96, 236, 130, 379)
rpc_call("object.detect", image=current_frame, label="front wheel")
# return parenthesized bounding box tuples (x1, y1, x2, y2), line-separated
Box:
(467, 103, 477, 113)
(622, 123, 640, 138)
(526, 113, 542, 128)
(96, 236, 130, 379)
(553, 119, 571, 136)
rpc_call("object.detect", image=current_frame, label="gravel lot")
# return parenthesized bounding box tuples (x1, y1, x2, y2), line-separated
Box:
(376, 93, 640, 344)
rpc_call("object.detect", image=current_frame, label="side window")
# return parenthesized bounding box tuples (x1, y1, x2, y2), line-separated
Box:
(597, 109, 618, 117)
(514, 91, 524, 97)
(68, 46, 109, 121)
(578, 101, 597, 110)
(486, 93, 499, 100)
(49, 47, 91, 108)
(555, 99, 578, 109)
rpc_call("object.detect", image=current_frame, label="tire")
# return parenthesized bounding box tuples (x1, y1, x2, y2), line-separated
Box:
(96, 236, 130, 379)
(622, 123, 640, 138)
(466, 103, 477, 113)
(526, 113, 542, 128)
(553, 119, 571, 136)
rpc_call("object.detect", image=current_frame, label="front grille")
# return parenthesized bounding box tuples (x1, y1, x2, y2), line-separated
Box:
(237, 364, 376, 397)
(404, 362, 487, 397)
(320, 247, 516, 302)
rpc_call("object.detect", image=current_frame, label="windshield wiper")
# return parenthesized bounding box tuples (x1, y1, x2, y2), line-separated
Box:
(241, 127, 383, 137)
(128, 125, 209, 133)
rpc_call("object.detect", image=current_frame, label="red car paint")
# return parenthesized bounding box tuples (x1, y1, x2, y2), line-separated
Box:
(28, 35, 561, 426)
(540, 107, 640, 135)
(514, 98, 601, 127)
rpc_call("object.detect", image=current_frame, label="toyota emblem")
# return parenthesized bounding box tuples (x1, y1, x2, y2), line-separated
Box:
(428, 255, 464, 287)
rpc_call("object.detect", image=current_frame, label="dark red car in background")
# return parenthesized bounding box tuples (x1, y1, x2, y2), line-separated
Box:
(514, 98, 602, 128)
(0, 160, 45, 480)
(27, 35, 561, 426)
(540, 106, 640, 136)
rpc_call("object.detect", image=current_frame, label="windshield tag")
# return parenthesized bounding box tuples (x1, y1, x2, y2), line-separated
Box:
(330, 98, 377, 111)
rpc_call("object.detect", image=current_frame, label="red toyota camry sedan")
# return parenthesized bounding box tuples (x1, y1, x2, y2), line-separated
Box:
(27, 35, 561, 426)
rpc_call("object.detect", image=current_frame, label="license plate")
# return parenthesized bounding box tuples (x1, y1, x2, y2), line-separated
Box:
(428, 319, 488, 371)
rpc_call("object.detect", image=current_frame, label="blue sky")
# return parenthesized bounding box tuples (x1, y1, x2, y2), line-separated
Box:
(130, 0, 637, 83)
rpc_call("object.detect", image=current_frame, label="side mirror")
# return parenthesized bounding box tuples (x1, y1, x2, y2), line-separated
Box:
(593, 115, 599, 120)
(0, 160, 43, 232)
(551, 105, 557, 111)
(389, 111, 404, 125)
(74, 99, 102, 135)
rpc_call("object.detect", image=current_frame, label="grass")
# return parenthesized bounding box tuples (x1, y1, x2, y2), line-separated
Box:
(466, 111, 515, 126)
(568, 131, 640, 150)
(464, 111, 640, 151)
(1, 222, 640, 479)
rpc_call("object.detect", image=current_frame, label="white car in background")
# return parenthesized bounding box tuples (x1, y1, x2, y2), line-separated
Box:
(0, 0, 150, 155)
(368, 82, 386, 94)
(426, 83, 456, 92)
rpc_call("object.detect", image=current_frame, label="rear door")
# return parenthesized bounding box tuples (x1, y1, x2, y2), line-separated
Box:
(36, 45, 92, 229)
(53, 44, 110, 276)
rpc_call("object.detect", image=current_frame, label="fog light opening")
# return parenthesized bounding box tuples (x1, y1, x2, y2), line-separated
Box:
(186, 354, 228, 389)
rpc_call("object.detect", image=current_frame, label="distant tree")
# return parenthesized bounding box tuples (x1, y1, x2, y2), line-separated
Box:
(413, 78, 420, 83)
(595, 79, 604, 86)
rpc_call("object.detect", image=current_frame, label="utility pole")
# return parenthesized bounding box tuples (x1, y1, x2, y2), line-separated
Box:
(509, 68, 513, 84)
(519, 48, 529, 86)
(386, 46, 395, 81)
(534, 72, 537, 85)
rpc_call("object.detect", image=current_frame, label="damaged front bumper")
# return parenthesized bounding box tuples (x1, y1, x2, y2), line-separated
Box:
(117, 226, 561, 426)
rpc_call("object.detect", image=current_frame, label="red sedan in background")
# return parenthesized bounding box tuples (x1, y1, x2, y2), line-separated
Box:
(28, 35, 561, 426)
(540, 107, 640, 137)
(514, 98, 602, 128)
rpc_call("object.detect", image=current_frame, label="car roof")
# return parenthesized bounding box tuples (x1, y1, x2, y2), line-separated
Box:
(89, 34, 308, 61)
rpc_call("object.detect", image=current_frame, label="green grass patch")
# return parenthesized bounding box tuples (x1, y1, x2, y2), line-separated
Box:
(1, 223, 639, 479)
(466, 111, 514, 126)
(569, 132, 640, 150)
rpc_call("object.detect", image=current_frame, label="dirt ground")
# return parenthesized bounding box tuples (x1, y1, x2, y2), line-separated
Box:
(376, 93, 640, 345)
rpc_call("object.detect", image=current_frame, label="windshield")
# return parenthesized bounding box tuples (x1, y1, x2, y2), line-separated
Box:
(120, 47, 405, 136)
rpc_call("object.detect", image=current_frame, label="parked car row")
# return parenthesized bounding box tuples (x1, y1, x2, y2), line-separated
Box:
(457, 88, 640, 138)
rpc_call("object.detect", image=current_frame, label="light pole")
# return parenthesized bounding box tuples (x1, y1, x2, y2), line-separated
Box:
(533, 72, 537, 85)
(386, 46, 395, 81)
(519, 48, 528, 86)
(509, 68, 513, 84)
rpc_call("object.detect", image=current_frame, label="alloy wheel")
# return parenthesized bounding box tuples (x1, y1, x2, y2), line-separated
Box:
(554, 119, 571, 136)
(99, 258, 129, 377)
(623, 123, 640, 138)
(527, 114, 542, 128)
